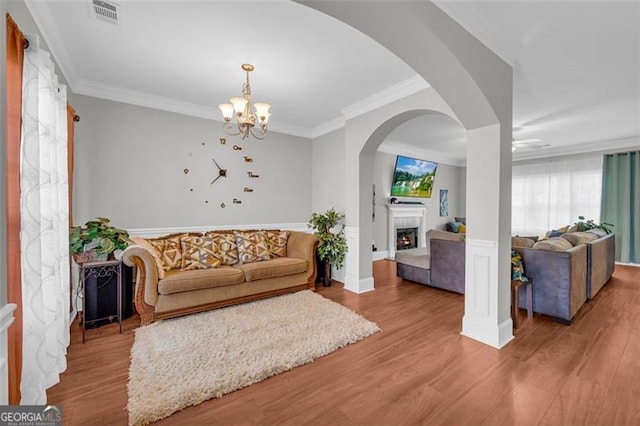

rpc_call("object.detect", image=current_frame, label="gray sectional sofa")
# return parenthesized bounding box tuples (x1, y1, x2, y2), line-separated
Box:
(513, 230, 615, 323)
(395, 229, 465, 294)
(396, 228, 615, 324)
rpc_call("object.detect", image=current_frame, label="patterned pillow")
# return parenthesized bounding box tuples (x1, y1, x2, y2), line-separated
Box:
(180, 235, 221, 270)
(205, 231, 239, 265)
(265, 230, 289, 257)
(130, 236, 165, 279)
(458, 223, 467, 233)
(234, 230, 270, 263)
(511, 250, 529, 282)
(149, 234, 188, 271)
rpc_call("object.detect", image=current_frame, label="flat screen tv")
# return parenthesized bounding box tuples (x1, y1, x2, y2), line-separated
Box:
(391, 155, 438, 198)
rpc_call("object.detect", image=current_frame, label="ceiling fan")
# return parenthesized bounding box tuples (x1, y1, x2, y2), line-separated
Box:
(512, 138, 550, 152)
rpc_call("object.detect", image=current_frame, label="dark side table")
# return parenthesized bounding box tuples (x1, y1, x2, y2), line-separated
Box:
(80, 259, 123, 343)
(511, 279, 533, 329)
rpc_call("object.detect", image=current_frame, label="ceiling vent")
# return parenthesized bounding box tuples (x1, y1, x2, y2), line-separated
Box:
(89, 0, 119, 24)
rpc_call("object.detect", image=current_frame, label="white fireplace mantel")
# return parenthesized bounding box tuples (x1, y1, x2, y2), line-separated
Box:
(386, 204, 428, 259)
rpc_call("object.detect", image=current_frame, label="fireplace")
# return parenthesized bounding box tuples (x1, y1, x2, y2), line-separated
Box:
(386, 204, 428, 259)
(397, 227, 418, 251)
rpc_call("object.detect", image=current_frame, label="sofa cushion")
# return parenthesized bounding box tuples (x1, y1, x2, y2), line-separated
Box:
(149, 233, 195, 271)
(234, 230, 270, 263)
(265, 230, 289, 257)
(586, 228, 608, 238)
(532, 237, 573, 252)
(158, 266, 244, 295)
(426, 229, 464, 253)
(561, 231, 599, 246)
(455, 217, 467, 225)
(204, 232, 239, 265)
(180, 235, 221, 270)
(395, 248, 430, 269)
(236, 257, 307, 282)
(130, 236, 165, 279)
(512, 236, 536, 248)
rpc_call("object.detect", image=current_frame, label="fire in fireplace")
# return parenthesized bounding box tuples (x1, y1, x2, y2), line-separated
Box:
(396, 227, 418, 251)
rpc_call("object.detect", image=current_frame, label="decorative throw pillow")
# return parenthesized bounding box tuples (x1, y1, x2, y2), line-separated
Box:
(511, 250, 529, 282)
(149, 234, 189, 271)
(458, 223, 467, 233)
(180, 235, 221, 270)
(265, 230, 289, 257)
(548, 229, 564, 238)
(205, 231, 240, 265)
(234, 230, 270, 263)
(561, 231, 599, 246)
(455, 217, 467, 225)
(449, 221, 462, 233)
(532, 237, 573, 252)
(130, 236, 165, 279)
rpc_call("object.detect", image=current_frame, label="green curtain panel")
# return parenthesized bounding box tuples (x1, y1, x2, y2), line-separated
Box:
(600, 151, 640, 263)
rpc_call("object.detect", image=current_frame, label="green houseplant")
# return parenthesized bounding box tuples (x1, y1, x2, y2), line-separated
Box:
(308, 208, 348, 287)
(70, 217, 131, 262)
(575, 215, 614, 234)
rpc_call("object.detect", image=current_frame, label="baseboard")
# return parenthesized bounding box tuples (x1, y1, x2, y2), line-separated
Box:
(343, 277, 375, 294)
(616, 261, 640, 267)
(461, 315, 514, 349)
(128, 222, 309, 238)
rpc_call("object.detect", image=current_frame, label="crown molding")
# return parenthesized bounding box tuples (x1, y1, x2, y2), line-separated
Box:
(311, 116, 346, 139)
(340, 75, 430, 121)
(512, 136, 640, 162)
(432, 0, 518, 67)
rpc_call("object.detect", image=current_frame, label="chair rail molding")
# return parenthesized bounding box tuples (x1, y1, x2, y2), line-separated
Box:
(127, 222, 309, 238)
(462, 238, 514, 349)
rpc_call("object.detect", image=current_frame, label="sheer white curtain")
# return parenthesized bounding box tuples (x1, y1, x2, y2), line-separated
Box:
(20, 36, 70, 404)
(512, 156, 603, 236)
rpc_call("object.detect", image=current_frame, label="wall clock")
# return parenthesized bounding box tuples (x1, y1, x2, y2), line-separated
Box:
(183, 138, 260, 208)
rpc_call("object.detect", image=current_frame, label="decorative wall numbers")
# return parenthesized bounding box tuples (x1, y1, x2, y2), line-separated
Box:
(183, 138, 261, 208)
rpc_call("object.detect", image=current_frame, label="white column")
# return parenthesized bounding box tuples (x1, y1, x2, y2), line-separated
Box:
(461, 124, 513, 349)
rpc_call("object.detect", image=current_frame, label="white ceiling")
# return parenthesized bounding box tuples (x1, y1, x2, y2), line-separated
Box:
(26, 0, 640, 164)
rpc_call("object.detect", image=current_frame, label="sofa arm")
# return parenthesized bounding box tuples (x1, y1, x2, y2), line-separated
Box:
(286, 231, 320, 285)
(517, 244, 587, 322)
(587, 233, 615, 298)
(430, 239, 465, 293)
(122, 245, 160, 324)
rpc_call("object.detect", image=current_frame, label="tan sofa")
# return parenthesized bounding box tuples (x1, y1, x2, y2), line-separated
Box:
(122, 230, 319, 325)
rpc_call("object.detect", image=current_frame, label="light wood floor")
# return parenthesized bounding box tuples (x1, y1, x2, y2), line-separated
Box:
(48, 261, 640, 425)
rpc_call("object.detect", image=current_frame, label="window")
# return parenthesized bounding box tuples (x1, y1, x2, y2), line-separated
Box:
(512, 156, 603, 236)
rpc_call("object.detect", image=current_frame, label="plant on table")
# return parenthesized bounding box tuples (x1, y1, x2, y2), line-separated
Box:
(70, 217, 131, 262)
(307, 208, 348, 287)
(574, 216, 614, 234)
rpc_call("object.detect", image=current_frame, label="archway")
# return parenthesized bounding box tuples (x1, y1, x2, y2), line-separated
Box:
(298, 1, 514, 348)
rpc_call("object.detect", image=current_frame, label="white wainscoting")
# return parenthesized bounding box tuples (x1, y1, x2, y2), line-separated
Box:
(342, 227, 375, 294)
(461, 239, 513, 349)
(128, 222, 309, 238)
(0, 304, 17, 405)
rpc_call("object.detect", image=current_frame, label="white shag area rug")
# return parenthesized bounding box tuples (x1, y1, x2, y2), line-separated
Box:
(127, 290, 380, 425)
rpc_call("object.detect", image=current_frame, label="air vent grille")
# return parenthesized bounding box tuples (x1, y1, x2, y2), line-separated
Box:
(91, 0, 119, 24)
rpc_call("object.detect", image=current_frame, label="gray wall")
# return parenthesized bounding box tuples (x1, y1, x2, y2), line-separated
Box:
(311, 127, 346, 215)
(70, 94, 313, 229)
(373, 152, 465, 251)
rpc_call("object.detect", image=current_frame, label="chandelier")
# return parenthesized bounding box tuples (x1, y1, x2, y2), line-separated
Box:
(218, 64, 271, 140)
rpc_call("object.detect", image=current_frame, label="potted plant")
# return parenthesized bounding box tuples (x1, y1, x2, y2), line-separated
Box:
(70, 217, 131, 263)
(575, 216, 614, 234)
(308, 208, 348, 287)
